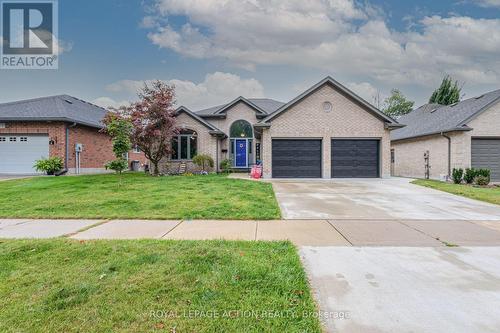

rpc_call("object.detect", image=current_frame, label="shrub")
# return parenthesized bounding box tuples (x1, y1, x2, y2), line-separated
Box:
(464, 168, 476, 184)
(105, 159, 128, 174)
(474, 169, 490, 186)
(34, 157, 64, 175)
(452, 168, 463, 184)
(220, 159, 232, 173)
(476, 168, 491, 178)
(475, 175, 490, 186)
(192, 154, 214, 172)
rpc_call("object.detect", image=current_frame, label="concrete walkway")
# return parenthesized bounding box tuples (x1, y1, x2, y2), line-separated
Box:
(2, 218, 500, 246)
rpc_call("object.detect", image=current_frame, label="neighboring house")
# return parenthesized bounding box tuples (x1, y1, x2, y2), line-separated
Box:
(0, 95, 147, 174)
(391, 89, 500, 182)
(162, 76, 402, 178)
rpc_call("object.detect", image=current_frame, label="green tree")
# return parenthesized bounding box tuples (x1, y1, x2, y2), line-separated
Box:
(103, 113, 133, 182)
(382, 89, 414, 118)
(429, 75, 462, 105)
(193, 154, 214, 173)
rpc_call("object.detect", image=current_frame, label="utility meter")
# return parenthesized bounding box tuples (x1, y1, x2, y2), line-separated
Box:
(75, 143, 83, 152)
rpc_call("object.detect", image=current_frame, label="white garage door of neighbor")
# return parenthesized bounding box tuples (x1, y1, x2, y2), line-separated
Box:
(0, 135, 49, 174)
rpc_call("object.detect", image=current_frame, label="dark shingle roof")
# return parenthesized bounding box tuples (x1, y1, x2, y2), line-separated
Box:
(175, 106, 224, 135)
(0, 95, 108, 128)
(391, 89, 500, 141)
(194, 98, 285, 116)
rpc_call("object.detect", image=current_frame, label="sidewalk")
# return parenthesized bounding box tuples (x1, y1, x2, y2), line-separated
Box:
(2, 218, 500, 246)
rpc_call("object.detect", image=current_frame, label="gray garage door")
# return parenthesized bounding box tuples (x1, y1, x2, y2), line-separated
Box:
(272, 139, 322, 178)
(0, 135, 49, 174)
(472, 138, 500, 181)
(331, 139, 379, 178)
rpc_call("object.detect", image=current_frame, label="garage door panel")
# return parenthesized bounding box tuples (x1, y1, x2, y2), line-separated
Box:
(0, 135, 49, 174)
(331, 139, 379, 178)
(272, 139, 321, 178)
(472, 139, 500, 181)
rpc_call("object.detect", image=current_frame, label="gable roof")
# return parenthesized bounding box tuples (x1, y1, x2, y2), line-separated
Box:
(261, 76, 402, 127)
(175, 106, 225, 135)
(391, 89, 500, 141)
(0, 95, 108, 128)
(194, 98, 285, 117)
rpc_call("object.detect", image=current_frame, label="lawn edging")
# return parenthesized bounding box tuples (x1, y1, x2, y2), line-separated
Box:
(412, 179, 500, 206)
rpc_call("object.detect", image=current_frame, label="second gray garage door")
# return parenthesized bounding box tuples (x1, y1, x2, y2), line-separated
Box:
(472, 138, 500, 181)
(331, 139, 379, 178)
(272, 139, 322, 178)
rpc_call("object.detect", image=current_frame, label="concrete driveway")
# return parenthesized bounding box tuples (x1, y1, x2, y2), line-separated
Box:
(271, 178, 500, 220)
(301, 246, 500, 333)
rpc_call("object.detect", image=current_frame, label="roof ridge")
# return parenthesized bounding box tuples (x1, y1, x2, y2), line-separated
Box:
(0, 94, 69, 107)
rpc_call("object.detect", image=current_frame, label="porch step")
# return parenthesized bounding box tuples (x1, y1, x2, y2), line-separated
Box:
(231, 168, 251, 173)
(178, 162, 187, 174)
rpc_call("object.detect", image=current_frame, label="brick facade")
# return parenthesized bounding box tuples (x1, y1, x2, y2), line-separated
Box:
(391, 101, 500, 180)
(158, 83, 395, 178)
(208, 102, 261, 167)
(0, 121, 147, 174)
(159, 104, 263, 174)
(158, 112, 219, 174)
(261, 84, 392, 178)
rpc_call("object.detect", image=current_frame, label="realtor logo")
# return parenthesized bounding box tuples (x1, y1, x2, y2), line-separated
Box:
(1, 0, 58, 69)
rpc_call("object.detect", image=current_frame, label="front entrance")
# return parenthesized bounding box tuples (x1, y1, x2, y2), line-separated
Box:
(235, 139, 248, 167)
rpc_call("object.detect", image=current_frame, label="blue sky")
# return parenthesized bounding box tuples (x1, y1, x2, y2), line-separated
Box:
(1, 0, 499, 109)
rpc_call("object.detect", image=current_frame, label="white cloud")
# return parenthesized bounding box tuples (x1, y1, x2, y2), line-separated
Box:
(105, 72, 265, 110)
(0, 36, 71, 55)
(145, 0, 500, 88)
(346, 82, 383, 105)
(474, 0, 500, 7)
(55, 39, 73, 55)
(92, 97, 130, 109)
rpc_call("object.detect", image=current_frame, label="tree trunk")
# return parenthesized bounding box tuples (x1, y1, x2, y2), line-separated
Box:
(152, 160, 160, 175)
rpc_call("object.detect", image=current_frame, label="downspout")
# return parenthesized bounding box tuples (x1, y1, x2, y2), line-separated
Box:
(216, 136, 219, 173)
(66, 123, 77, 171)
(441, 132, 451, 179)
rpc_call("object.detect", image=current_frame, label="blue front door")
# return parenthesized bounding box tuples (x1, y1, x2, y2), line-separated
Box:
(235, 139, 247, 167)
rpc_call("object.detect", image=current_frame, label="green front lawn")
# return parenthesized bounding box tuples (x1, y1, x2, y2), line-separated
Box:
(412, 179, 500, 205)
(0, 239, 321, 332)
(0, 173, 280, 219)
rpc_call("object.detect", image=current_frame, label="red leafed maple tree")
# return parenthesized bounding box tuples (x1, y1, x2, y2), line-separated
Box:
(114, 80, 178, 175)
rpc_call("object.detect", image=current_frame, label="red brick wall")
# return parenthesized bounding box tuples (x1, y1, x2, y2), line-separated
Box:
(1, 121, 148, 171)
(67, 125, 115, 169)
(68, 125, 148, 170)
(128, 150, 149, 167)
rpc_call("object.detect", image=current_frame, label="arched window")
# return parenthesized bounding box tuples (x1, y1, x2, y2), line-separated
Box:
(230, 120, 253, 138)
(172, 129, 197, 160)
